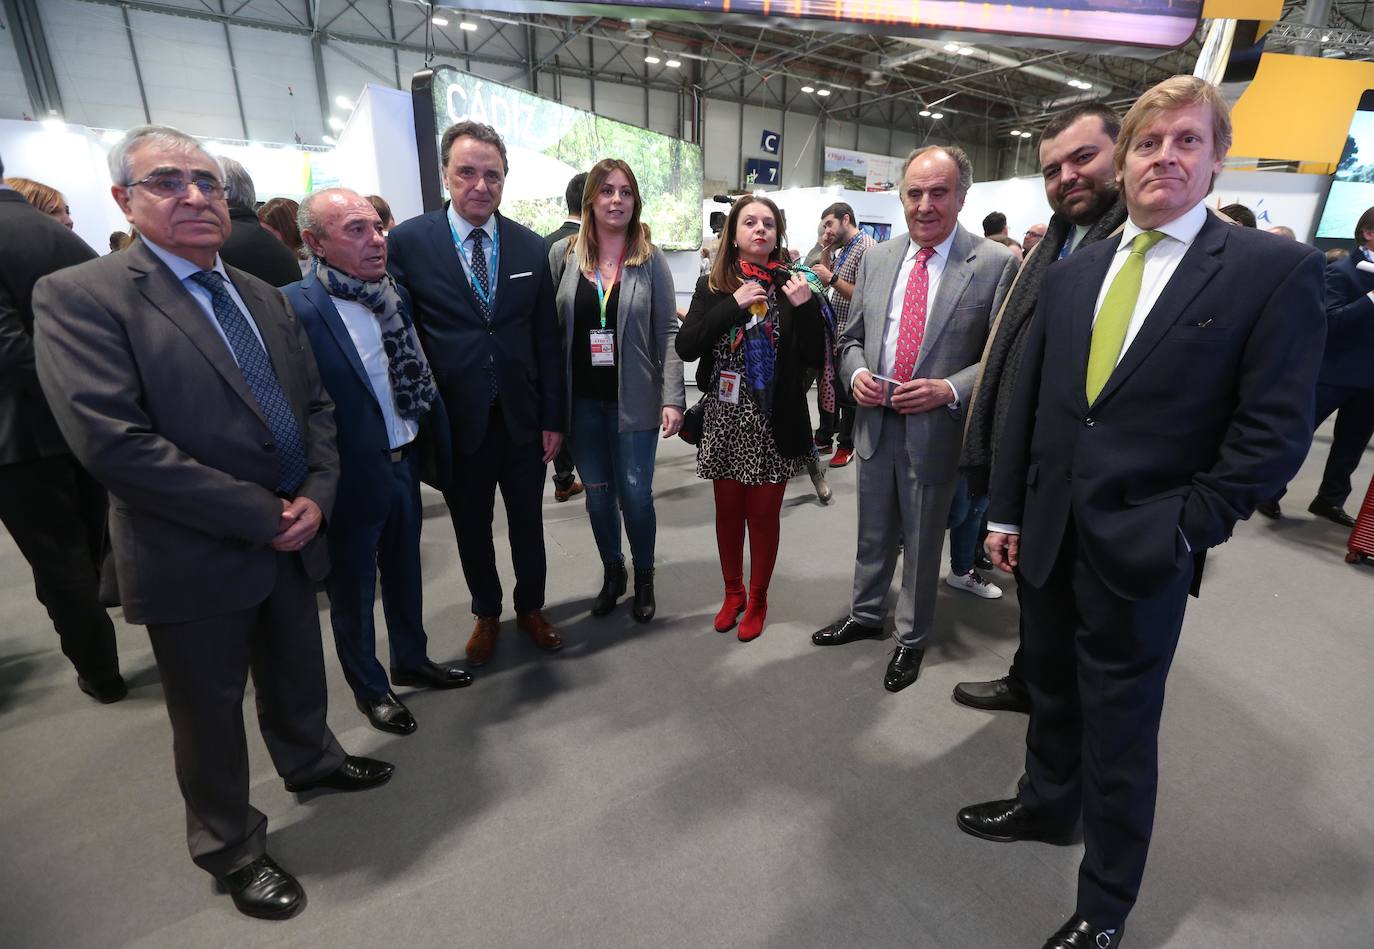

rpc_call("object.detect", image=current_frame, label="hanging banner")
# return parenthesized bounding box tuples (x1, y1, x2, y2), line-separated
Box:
(822, 146, 902, 192)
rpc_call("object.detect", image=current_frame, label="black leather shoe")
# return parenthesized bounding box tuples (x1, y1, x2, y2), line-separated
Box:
(883, 645, 924, 692)
(390, 659, 473, 690)
(631, 567, 655, 623)
(974, 551, 995, 571)
(285, 755, 394, 793)
(217, 855, 305, 920)
(77, 673, 128, 704)
(592, 561, 628, 616)
(952, 675, 1030, 713)
(1255, 499, 1282, 520)
(811, 617, 884, 646)
(1308, 498, 1356, 527)
(356, 692, 416, 735)
(1042, 913, 1124, 948)
(956, 798, 1073, 844)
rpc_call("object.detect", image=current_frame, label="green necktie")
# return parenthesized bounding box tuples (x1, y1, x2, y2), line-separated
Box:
(1085, 229, 1166, 403)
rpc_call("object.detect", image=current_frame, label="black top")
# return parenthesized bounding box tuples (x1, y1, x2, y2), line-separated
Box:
(572, 271, 620, 402)
(219, 207, 304, 288)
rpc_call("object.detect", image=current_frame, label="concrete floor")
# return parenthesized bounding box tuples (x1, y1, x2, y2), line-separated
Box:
(1, 408, 1371, 948)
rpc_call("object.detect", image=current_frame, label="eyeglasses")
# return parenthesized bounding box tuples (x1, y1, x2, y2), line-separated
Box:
(128, 172, 226, 200)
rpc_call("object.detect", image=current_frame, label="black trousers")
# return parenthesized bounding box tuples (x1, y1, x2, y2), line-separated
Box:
(1313, 383, 1374, 508)
(147, 553, 344, 878)
(0, 455, 119, 681)
(1016, 520, 1193, 928)
(443, 406, 548, 617)
(551, 442, 577, 490)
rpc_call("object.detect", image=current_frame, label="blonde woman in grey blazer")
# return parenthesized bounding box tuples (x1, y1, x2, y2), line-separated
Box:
(549, 159, 686, 622)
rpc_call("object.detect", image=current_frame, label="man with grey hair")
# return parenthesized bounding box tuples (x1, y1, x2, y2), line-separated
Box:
(285, 187, 469, 737)
(812, 145, 1017, 693)
(32, 125, 392, 921)
(217, 155, 302, 287)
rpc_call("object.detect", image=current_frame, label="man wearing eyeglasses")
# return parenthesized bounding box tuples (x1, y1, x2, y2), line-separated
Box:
(31, 125, 392, 921)
(387, 121, 566, 667)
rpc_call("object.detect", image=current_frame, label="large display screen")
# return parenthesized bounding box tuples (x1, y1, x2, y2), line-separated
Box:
(477, 1, 1202, 51)
(1315, 89, 1374, 242)
(414, 65, 703, 250)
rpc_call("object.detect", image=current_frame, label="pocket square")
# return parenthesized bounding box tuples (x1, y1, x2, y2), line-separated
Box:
(509, 271, 534, 279)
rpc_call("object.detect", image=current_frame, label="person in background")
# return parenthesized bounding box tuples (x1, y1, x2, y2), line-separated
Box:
(216, 157, 302, 288)
(982, 210, 1008, 238)
(803, 220, 826, 268)
(1266, 224, 1296, 240)
(0, 156, 122, 703)
(108, 230, 132, 253)
(550, 160, 685, 622)
(1219, 201, 1256, 227)
(1259, 205, 1374, 525)
(287, 187, 469, 736)
(366, 193, 396, 232)
(258, 196, 308, 273)
(5, 176, 73, 229)
(33, 125, 393, 921)
(991, 234, 1025, 261)
(1022, 223, 1047, 255)
(543, 172, 589, 504)
(1326, 247, 1349, 264)
(812, 146, 1017, 694)
(677, 195, 823, 642)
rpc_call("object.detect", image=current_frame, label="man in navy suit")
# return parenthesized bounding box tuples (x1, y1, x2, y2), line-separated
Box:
(957, 77, 1326, 947)
(1258, 205, 1374, 525)
(387, 121, 566, 667)
(286, 188, 471, 736)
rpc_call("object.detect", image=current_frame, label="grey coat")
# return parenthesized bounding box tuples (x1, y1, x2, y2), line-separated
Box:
(549, 237, 686, 432)
(838, 224, 1017, 483)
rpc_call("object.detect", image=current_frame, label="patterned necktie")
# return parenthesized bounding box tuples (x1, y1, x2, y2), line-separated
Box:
(188, 271, 308, 494)
(1085, 229, 1166, 403)
(890, 245, 936, 382)
(468, 228, 499, 401)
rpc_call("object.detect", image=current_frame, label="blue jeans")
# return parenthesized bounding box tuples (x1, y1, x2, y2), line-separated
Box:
(946, 476, 990, 576)
(571, 398, 659, 568)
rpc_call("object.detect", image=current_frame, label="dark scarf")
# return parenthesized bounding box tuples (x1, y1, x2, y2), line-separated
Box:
(737, 260, 786, 414)
(960, 196, 1129, 495)
(314, 259, 437, 422)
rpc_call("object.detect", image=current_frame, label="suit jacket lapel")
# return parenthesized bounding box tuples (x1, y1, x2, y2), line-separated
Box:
(1093, 214, 1227, 407)
(302, 272, 376, 405)
(914, 227, 974, 372)
(127, 244, 267, 427)
(867, 239, 906, 369)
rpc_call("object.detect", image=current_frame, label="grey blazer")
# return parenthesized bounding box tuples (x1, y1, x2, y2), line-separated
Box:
(31, 240, 339, 626)
(838, 224, 1017, 483)
(549, 238, 687, 432)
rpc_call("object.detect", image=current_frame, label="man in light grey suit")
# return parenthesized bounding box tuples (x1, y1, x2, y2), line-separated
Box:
(32, 126, 392, 921)
(812, 145, 1017, 693)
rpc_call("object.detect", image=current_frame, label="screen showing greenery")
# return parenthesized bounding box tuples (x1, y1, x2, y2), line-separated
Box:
(429, 66, 703, 250)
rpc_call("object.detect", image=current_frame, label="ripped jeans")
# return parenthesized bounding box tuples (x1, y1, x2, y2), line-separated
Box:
(571, 398, 660, 569)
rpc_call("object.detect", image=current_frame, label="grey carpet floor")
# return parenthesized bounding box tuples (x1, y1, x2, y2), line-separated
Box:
(1, 407, 1371, 949)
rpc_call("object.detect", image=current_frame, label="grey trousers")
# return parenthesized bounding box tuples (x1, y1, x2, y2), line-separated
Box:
(850, 411, 959, 648)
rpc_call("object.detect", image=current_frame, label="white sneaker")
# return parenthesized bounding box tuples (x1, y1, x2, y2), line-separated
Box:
(946, 570, 1002, 599)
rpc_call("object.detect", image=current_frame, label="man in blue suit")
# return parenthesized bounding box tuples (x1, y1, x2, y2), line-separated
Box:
(959, 78, 1326, 947)
(287, 188, 471, 735)
(1258, 205, 1374, 525)
(387, 121, 566, 667)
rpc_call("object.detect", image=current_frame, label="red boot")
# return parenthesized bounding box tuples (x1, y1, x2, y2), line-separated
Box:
(713, 479, 748, 632)
(738, 594, 767, 642)
(737, 482, 786, 643)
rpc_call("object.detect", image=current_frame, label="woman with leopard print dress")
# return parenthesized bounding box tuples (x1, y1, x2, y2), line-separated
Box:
(677, 195, 824, 641)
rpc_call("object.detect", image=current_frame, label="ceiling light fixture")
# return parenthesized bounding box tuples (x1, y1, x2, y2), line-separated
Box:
(334, 95, 353, 110)
(957, 47, 974, 56)
(931, 112, 944, 120)
(919, 109, 931, 117)
(431, 15, 448, 26)
(801, 85, 815, 93)
(1010, 129, 1022, 136)
(943, 42, 962, 53)
(816, 88, 831, 97)
(665, 59, 681, 68)
(459, 21, 478, 31)
(644, 55, 660, 64)
(624, 18, 652, 40)
(327, 116, 345, 131)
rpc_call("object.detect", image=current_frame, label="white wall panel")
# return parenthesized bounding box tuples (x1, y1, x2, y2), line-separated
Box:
(781, 111, 821, 189)
(556, 75, 592, 112)
(231, 27, 322, 144)
(125, 9, 240, 138)
(702, 98, 740, 186)
(0, 12, 32, 120)
(39, 0, 146, 130)
(857, 122, 888, 154)
(648, 88, 679, 137)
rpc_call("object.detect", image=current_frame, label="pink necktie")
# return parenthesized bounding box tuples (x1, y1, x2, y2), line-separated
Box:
(891, 246, 935, 382)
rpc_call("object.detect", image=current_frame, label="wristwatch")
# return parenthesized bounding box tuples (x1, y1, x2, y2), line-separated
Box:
(827, 272, 838, 287)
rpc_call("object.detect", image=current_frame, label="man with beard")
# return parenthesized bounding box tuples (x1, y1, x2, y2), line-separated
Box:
(953, 102, 1128, 714)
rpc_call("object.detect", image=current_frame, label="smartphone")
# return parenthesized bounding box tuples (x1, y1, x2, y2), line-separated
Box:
(872, 373, 901, 409)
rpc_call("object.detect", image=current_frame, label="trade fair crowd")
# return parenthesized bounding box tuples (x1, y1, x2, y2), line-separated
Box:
(3, 71, 1369, 949)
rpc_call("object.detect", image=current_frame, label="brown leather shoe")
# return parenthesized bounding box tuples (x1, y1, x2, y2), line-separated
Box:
(466, 616, 500, 667)
(516, 609, 563, 652)
(554, 481, 584, 502)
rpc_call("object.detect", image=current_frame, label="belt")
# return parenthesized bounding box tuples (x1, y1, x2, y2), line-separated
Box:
(386, 441, 415, 462)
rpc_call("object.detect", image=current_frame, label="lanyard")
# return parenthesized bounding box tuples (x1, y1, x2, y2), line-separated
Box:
(449, 218, 500, 310)
(832, 233, 862, 274)
(593, 246, 626, 330)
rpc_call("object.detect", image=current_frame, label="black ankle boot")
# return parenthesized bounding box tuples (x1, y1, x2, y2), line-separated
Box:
(632, 567, 656, 623)
(592, 561, 627, 616)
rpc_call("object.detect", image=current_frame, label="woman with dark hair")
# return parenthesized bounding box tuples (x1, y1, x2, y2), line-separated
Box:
(258, 196, 308, 272)
(550, 159, 686, 621)
(676, 195, 824, 641)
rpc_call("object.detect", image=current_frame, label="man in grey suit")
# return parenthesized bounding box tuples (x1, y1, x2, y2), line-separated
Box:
(32, 126, 392, 921)
(812, 145, 1017, 693)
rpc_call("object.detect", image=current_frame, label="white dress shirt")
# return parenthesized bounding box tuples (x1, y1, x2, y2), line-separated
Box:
(330, 295, 420, 450)
(143, 238, 265, 362)
(990, 200, 1209, 539)
(446, 204, 498, 303)
(851, 227, 962, 405)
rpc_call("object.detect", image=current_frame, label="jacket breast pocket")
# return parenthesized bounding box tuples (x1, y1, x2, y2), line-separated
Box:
(1165, 324, 1232, 345)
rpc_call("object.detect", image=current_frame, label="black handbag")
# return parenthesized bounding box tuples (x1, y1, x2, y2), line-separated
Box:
(678, 396, 706, 445)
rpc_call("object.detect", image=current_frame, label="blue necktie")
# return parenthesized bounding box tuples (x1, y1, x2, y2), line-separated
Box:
(469, 230, 499, 402)
(189, 271, 309, 494)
